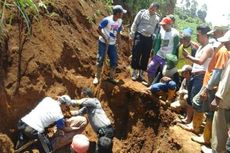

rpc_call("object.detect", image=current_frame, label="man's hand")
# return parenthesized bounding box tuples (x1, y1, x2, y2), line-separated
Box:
(200, 87, 208, 102)
(182, 48, 189, 58)
(210, 97, 221, 111)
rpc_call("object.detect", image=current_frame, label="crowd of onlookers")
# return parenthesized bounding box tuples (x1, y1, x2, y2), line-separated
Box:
(14, 2, 230, 153)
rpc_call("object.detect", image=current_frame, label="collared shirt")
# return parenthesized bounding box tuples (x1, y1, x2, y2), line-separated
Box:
(130, 9, 160, 39)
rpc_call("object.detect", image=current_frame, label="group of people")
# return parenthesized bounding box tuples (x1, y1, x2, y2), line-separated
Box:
(14, 2, 230, 153)
(15, 87, 114, 153)
(91, 2, 230, 153)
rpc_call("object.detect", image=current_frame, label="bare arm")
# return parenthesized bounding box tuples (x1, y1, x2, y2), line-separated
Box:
(183, 46, 213, 65)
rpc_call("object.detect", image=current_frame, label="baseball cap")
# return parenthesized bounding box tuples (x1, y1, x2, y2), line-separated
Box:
(113, 5, 127, 14)
(178, 65, 192, 73)
(207, 24, 229, 35)
(160, 17, 172, 25)
(197, 25, 211, 35)
(218, 30, 230, 42)
(181, 28, 193, 38)
(58, 95, 75, 105)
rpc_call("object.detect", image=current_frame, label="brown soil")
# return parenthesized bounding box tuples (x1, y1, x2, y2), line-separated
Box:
(0, 0, 201, 152)
(0, 133, 14, 153)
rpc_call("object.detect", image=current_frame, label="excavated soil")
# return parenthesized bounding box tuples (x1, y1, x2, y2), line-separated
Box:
(0, 0, 201, 152)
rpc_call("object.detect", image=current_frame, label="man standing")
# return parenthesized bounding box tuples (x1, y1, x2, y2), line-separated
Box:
(72, 87, 114, 153)
(146, 16, 179, 85)
(179, 25, 213, 132)
(129, 3, 160, 81)
(93, 5, 127, 85)
(206, 30, 230, 153)
(15, 95, 87, 152)
(190, 25, 229, 147)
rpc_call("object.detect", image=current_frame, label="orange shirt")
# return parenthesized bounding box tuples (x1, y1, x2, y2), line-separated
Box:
(203, 46, 229, 86)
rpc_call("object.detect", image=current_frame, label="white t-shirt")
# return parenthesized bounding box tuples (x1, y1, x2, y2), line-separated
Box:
(98, 15, 123, 45)
(157, 28, 179, 59)
(21, 97, 64, 133)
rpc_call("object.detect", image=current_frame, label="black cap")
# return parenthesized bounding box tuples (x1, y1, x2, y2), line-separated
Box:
(197, 25, 211, 35)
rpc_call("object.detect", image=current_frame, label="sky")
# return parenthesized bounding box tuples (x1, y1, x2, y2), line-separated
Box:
(177, 0, 230, 25)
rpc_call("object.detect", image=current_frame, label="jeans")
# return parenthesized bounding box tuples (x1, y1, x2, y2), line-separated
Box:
(96, 41, 117, 68)
(149, 80, 176, 92)
(187, 73, 204, 106)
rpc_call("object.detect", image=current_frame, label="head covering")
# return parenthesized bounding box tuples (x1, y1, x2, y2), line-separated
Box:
(98, 136, 113, 153)
(113, 5, 127, 14)
(207, 24, 229, 35)
(178, 65, 192, 73)
(82, 87, 94, 98)
(218, 30, 230, 42)
(71, 134, 89, 153)
(58, 95, 75, 105)
(160, 17, 172, 25)
(181, 28, 193, 38)
(197, 25, 211, 35)
(165, 54, 178, 69)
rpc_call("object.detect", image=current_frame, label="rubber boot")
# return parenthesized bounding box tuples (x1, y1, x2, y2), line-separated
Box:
(191, 118, 212, 145)
(201, 145, 213, 153)
(109, 68, 119, 84)
(93, 67, 102, 85)
(192, 111, 204, 134)
(203, 119, 212, 144)
(166, 89, 176, 104)
(179, 111, 203, 134)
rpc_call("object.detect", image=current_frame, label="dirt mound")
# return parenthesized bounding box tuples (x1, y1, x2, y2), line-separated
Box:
(0, 0, 201, 152)
(0, 133, 14, 153)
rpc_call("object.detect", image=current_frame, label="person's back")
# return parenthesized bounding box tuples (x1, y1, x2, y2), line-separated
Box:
(77, 97, 111, 133)
(21, 97, 63, 133)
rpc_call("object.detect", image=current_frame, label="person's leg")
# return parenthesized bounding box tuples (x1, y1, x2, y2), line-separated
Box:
(190, 74, 204, 132)
(146, 56, 161, 85)
(108, 44, 119, 83)
(131, 33, 143, 80)
(131, 33, 143, 71)
(139, 36, 153, 78)
(181, 76, 194, 123)
(211, 109, 228, 153)
(226, 131, 230, 153)
(93, 41, 107, 84)
(52, 116, 87, 151)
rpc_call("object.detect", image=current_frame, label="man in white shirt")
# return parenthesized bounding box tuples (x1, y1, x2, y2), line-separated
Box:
(15, 95, 87, 152)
